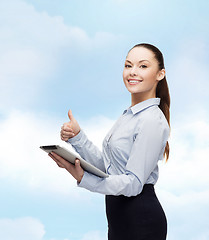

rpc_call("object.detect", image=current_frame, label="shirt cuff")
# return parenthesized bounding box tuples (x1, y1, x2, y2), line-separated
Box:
(67, 129, 86, 146)
(77, 171, 101, 192)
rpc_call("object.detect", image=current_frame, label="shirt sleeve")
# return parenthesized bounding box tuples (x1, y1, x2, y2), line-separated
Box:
(78, 171, 142, 197)
(67, 129, 105, 172)
(126, 113, 170, 186)
(77, 114, 169, 197)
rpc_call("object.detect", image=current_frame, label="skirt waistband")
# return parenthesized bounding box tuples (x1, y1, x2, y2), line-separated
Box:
(106, 183, 155, 199)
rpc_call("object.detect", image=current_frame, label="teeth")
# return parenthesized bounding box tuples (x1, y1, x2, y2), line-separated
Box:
(129, 80, 140, 83)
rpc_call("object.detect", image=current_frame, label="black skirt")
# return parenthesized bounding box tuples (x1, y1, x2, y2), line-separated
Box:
(105, 184, 167, 240)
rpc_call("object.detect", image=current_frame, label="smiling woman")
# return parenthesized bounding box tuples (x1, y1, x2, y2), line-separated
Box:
(49, 43, 171, 240)
(123, 46, 166, 104)
(124, 43, 170, 161)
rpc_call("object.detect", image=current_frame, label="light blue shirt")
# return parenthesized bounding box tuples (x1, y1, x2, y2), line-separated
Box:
(67, 97, 170, 197)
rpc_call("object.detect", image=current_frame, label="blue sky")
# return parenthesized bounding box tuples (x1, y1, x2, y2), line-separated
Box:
(0, 0, 209, 239)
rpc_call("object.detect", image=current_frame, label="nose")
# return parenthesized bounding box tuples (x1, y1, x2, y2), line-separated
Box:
(130, 66, 138, 76)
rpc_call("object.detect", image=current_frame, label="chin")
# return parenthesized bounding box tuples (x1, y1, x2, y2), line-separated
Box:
(127, 88, 143, 94)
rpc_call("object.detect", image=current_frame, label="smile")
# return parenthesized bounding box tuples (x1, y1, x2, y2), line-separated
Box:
(128, 79, 143, 85)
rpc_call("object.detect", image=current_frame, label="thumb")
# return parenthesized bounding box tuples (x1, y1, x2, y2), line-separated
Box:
(75, 159, 81, 169)
(68, 109, 75, 121)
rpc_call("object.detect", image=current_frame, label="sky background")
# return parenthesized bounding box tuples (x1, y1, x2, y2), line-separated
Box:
(0, 0, 209, 239)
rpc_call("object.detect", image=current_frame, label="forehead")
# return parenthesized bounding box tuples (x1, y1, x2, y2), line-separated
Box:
(126, 47, 156, 62)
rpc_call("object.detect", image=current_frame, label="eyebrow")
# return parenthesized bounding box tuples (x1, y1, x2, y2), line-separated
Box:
(125, 59, 150, 64)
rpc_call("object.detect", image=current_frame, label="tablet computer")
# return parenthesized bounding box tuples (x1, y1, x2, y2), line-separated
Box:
(40, 145, 109, 178)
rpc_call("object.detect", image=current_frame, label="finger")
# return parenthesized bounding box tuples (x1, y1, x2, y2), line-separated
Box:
(75, 159, 80, 167)
(48, 152, 61, 162)
(60, 130, 75, 136)
(68, 109, 75, 121)
(61, 126, 74, 132)
(61, 134, 75, 140)
(55, 160, 65, 168)
(50, 152, 74, 168)
(74, 159, 84, 183)
(61, 136, 67, 141)
(48, 153, 66, 167)
(50, 152, 64, 160)
(61, 136, 70, 141)
(48, 152, 63, 163)
(75, 159, 82, 171)
(61, 129, 74, 134)
(60, 134, 75, 141)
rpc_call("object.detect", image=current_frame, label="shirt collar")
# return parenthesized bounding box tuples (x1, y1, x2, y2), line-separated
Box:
(123, 98, 161, 115)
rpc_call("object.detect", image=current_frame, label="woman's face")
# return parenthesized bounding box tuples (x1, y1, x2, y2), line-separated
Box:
(123, 47, 165, 99)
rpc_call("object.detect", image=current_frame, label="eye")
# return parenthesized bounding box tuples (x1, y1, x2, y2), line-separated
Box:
(140, 65, 147, 68)
(125, 64, 132, 68)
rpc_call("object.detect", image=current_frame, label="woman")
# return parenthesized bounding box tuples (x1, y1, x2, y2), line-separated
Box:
(49, 43, 170, 240)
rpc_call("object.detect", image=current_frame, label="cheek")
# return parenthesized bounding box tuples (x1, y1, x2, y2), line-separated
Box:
(143, 71, 157, 81)
(122, 70, 127, 80)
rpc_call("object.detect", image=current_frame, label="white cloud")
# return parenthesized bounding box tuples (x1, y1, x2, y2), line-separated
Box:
(0, 0, 119, 112)
(157, 109, 209, 193)
(0, 110, 74, 194)
(168, 38, 209, 103)
(0, 0, 89, 51)
(0, 217, 45, 240)
(80, 231, 107, 240)
(0, 216, 107, 240)
(0, 0, 118, 52)
(0, 48, 55, 109)
(0, 110, 114, 197)
(156, 187, 209, 239)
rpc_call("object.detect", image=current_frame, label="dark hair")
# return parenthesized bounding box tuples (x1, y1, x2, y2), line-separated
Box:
(129, 43, 170, 161)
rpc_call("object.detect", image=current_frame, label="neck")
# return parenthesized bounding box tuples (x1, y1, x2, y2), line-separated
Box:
(131, 92, 156, 106)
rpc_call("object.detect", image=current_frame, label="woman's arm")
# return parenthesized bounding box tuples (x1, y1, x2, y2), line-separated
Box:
(67, 129, 105, 172)
(79, 171, 142, 197)
(60, 110, 105, 171)
(48, 151, 141, 196)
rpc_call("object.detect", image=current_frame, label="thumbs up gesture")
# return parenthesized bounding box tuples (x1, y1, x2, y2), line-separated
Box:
(60, 110, 81, 141)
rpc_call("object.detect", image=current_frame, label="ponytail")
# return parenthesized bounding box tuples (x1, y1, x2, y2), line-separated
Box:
(156, 77, 170, 162)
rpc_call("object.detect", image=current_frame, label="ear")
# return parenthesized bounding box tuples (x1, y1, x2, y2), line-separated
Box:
(157, 69, 165, 81)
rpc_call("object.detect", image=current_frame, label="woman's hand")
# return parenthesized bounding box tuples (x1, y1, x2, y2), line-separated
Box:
(49, 152, 84, 183)
(60, 110, 81, 141)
